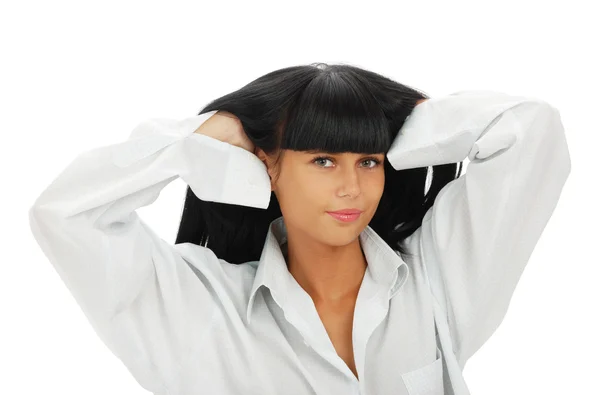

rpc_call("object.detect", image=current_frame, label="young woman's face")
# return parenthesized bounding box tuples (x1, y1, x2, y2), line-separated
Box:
(268, 150, 386, 246)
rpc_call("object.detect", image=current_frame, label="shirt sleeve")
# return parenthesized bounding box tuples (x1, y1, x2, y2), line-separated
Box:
(386, 90, 572, 369)
(27, 110, 272, 392)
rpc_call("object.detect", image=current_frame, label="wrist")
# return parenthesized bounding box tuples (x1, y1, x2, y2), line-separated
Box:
(193, 112, 233, 143)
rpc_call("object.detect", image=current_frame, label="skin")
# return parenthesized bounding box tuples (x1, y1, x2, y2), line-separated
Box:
(198, 101, 427, 379)
(255, 148, 385, 380)
(255, 148, 386, 307)
(254, 99, 428, 307)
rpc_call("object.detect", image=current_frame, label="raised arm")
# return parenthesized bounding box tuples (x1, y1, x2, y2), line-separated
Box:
(28, 111, 271, 392)
(387, 90, 572, 369)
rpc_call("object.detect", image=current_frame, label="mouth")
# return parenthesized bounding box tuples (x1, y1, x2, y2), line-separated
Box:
(326, 211, 362, 223)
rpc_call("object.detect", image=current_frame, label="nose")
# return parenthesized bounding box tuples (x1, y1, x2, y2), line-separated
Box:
(337, 168, 361, 198)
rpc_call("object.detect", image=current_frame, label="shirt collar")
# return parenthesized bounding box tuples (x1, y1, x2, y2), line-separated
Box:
(246, 216, 410, 325)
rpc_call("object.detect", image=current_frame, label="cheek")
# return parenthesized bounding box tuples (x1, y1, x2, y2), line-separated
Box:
(278, 175, 330, 214)
(295, 177, 329, 205)
(363, 169, 385, 186)
(365, 172, 385, 200)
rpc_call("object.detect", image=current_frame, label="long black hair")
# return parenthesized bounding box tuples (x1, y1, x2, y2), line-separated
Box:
(175, 62, 463, 264)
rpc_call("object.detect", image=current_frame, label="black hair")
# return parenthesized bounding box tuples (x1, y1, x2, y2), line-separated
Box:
(174, 62, 463, 264)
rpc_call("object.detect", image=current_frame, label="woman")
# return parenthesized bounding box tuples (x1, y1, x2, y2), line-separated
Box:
(28, 62, 571, 395)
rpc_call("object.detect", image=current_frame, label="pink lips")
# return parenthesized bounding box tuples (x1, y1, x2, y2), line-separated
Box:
(326, 209, 363, 223)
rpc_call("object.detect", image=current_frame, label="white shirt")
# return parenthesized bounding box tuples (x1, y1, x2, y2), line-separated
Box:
(28, 90, 571, 395)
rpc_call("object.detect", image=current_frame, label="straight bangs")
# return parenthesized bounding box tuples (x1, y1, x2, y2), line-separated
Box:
(280, 71, 391, 154)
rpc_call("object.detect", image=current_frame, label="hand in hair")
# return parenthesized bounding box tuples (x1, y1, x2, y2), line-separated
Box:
(194, 111, 255, 154)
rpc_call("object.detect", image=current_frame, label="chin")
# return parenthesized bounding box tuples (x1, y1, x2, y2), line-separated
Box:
(321, 225, 362, 246)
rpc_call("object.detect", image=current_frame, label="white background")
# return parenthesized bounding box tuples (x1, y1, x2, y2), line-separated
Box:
(2, 0, 597, 394)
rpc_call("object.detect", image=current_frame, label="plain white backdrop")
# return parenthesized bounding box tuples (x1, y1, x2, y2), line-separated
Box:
(2, 0, 596, 394)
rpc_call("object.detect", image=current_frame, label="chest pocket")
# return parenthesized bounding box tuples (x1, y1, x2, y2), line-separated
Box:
(401, 346, 444, 395)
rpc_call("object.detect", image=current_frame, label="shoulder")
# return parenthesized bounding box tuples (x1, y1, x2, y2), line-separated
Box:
(174, 242, 256, 287)
(173, 242, 257, 304)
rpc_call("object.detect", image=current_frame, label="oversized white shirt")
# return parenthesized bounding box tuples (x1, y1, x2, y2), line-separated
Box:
(28, 90, 571, 395)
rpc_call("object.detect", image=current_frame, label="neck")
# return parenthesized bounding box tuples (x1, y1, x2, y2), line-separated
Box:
(283, 238, 367, 306)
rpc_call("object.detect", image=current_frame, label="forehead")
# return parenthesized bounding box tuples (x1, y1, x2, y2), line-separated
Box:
(279, 150, 384, 164)
(297, 150, 385, 157)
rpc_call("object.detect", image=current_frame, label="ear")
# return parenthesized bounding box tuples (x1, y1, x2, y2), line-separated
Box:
(254, 147, 276, 191)
(254, 147, 268, 168)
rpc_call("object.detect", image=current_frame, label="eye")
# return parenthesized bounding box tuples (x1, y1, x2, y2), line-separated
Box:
(361, 158, 382, 168)
(312, 156, 382, 169)
(313, 156, 334, 168)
